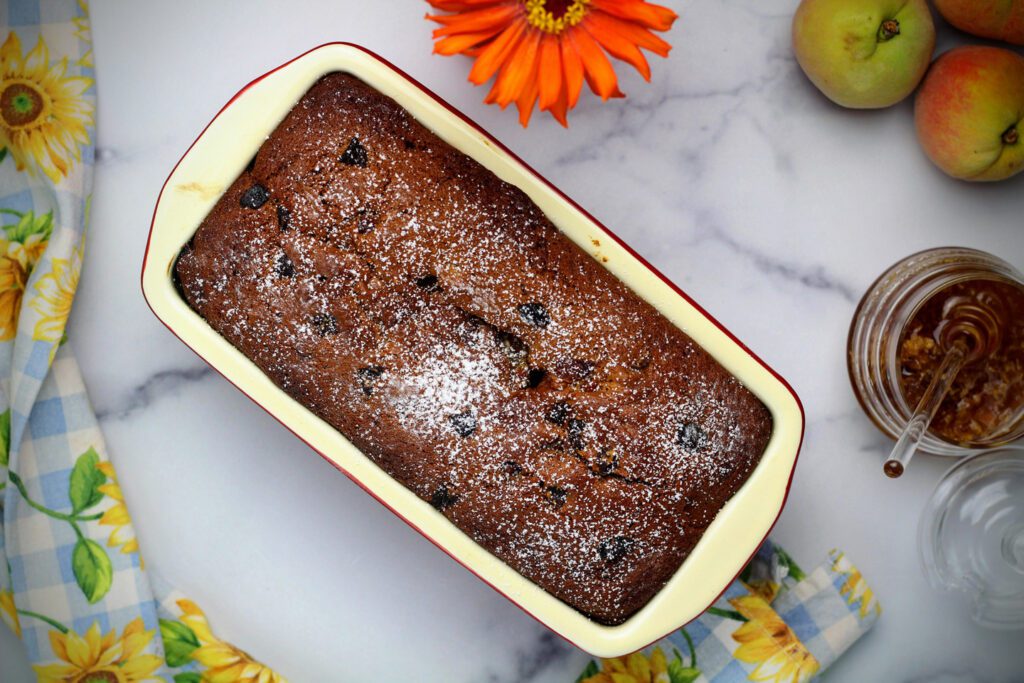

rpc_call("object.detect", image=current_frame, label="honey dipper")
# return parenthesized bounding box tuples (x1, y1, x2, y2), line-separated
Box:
(884, 289, 1006, 478)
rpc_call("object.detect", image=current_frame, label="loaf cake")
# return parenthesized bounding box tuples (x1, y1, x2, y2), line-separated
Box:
(174, 73, 773, 625)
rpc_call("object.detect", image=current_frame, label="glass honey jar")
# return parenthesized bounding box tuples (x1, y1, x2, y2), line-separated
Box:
(848, 247, 1024, 457)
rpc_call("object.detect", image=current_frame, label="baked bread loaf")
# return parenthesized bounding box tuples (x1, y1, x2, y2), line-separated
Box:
(174, 73, 772, 625)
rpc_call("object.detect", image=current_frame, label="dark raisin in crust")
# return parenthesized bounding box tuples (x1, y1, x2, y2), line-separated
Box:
(448, 411, 478, 437)
(240, 184, 269, 209)
(517, 302, 551, 329)
(339, 138, 368, 167)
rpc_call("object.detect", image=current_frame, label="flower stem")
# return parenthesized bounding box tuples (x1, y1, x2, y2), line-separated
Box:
(7, 472, 103, 522)
(680, 627, 697, 667)
(705, 606, 747, 622)
(776, 546, 807, 582)
(16, 609, 69, 634)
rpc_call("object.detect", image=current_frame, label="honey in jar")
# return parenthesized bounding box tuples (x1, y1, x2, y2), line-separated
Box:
(898, 279, 1024, 446)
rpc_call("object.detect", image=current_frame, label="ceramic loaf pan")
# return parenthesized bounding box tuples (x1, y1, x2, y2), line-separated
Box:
(142, 43, 804, 658)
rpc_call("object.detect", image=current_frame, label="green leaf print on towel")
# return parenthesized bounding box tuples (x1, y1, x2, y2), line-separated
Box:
(69, 446, 105, 512)
(160, 618, 201, 668)
(71, 537, 112, 604)
(7, 446, 116, 603)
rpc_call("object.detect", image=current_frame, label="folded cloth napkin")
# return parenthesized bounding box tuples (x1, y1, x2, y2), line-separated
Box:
(0, 4, 879, 683)
(574, 542, 880, 683)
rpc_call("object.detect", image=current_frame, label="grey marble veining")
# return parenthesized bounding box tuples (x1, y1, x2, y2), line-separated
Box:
(3, 0, 1023, 681)
(94, 364, 214, 422)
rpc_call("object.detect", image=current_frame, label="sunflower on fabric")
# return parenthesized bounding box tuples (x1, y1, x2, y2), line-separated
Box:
(33, 618, 164, 683)
(0, 208, 53, 341)
(0, 31, 93, 182)
(728, 594, 820, 683)
(426, 0, 677, 126)
(580, 647, 672, 683)
(174, 599, 287, 683)
(30, 239, 82, 358)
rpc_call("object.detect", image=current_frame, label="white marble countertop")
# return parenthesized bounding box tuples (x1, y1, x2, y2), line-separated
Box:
(3, 1, 1023, 681)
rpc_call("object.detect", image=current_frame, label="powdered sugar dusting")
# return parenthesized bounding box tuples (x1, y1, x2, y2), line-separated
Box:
(391, 339, 508, 437)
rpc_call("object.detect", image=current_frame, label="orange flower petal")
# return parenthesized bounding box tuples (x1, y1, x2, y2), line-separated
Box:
(569, 27, 622, 100)
(468, 19, 527, 85)
(516, 75, 539, 127)
(483, 69, 504, 105)
(591, 0, 678, 32)
(428, 4, 518, 33)
(593, 10, 672, 56)
(426, 0, 505, 11)
(547, 77, 570, 127)
(431, 21, 501, 39)
(583, 13, 651, 81)
(560, 37, 585, 108)
(537, 34, 563, 110)
(434, 30, 503, 55)
(490, 29, 541, 107)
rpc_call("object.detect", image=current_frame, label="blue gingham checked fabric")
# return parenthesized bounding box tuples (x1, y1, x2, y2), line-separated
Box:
(575, 543, 881, 683)
(0, 2, 879, 682)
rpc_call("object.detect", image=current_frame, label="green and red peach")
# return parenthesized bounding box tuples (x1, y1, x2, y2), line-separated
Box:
(915, 46, 1024, 182)
(792, 0, 936, 109)
(933, 0, 1024, 46)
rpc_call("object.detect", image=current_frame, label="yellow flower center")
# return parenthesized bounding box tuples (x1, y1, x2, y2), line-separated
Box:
(0, 80, 48, 128)
(524, 0, 589, 34)
(73, 670, 123, 683)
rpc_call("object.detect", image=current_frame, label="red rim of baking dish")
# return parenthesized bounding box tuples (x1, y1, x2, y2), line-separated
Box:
(141, 42, 805, 656)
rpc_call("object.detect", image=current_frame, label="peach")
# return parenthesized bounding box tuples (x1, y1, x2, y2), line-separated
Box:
(933, 0, 1024, 46)
(793, 0, 936, 109)
(915, 46, 1024, 182)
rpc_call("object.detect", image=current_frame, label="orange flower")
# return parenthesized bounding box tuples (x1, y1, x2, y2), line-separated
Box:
(426, 0, 677, 126)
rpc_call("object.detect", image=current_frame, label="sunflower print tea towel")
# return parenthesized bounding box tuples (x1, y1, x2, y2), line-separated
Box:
(576, 542, 881, 683)
(0, 2, 286, 681)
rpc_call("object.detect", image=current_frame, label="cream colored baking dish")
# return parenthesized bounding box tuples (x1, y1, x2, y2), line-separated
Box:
(142, 43, 804, 658)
